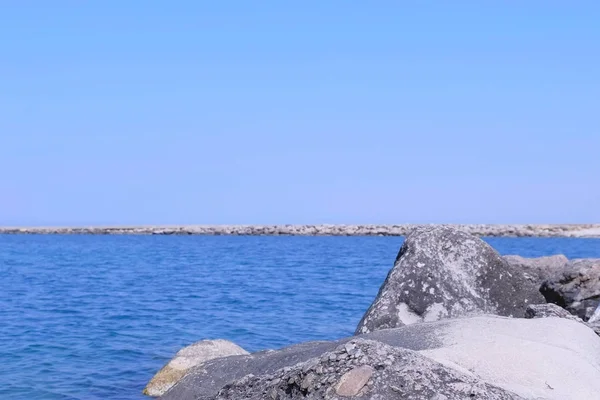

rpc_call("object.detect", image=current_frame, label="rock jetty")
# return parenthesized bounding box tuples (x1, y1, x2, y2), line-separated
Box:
(1, 224, 600, 237)
(144, 226, 600, 400)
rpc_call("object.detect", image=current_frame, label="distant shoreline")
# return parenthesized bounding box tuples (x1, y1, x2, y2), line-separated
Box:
(1, 224, 600, 237)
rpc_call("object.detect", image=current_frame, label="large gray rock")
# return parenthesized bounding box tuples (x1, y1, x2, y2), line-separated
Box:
(159, 340, 342, 400)
(160, 316, 600, 400)
(503, 254, 569, 284)
(540, 259, 600, 321)
(355, 226, 545, 334)
(211, 338, 522, 399)
(143, 339, 248, 397)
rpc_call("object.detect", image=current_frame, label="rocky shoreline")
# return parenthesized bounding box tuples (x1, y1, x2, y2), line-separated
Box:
(1, 224, 600, 237)
(143, 226, 600, 399)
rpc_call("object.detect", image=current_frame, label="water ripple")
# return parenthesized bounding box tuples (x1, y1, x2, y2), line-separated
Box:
(1, 235, 599, 399)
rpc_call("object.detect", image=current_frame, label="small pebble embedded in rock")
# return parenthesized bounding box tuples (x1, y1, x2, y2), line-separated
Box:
(335, 365, 374, 396)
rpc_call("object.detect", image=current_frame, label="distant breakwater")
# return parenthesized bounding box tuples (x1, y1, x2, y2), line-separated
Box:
(1, 224, 600, 237)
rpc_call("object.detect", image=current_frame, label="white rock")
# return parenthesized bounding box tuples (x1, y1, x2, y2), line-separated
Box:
(418, 316, 600, 400)
(143, 339, 248, 397)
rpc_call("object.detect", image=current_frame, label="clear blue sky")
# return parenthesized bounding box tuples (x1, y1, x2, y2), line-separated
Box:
(1, 2, 598, 225)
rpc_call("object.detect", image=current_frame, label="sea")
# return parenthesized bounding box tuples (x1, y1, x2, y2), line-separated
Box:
(1, 235, 599, 400)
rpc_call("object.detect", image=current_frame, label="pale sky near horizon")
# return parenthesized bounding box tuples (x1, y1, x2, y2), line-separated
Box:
(1, 2, 599, 226)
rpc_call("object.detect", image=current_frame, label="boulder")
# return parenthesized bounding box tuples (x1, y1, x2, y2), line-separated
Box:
(524, 303, 600, 337)
(158, 340, 342, 400)
(589, 322, 600, 336)
(355, 226, 545, 334)
(503, 254, 569, 284)
(524, 303, 584, 322)
(211, 339, 522, 400)
(540, 259, 600, 321)
(415, 316, 600, 400)
(143, 339, 249, 397)
(160, 316, 600, 400)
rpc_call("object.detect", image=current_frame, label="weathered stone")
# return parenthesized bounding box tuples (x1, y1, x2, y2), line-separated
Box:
(503, 254, 569, 284)
(540, 259, 600, 321)
(158, 340, 341, 400)
(356, 226, 545, 334)
(589, 303, 600, 323)
(413, 316, 600, 400)
(524, 303, 584, 322)
(208, 339, 521, 400)
(334, 365, 373, 396)
(143, 339, 248, 397)
(159, 316, 600, 400)
(525, 303, 600, 338)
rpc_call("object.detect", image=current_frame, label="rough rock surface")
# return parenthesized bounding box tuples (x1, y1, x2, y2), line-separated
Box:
(540, 259, 600, 321)
(209, 339, 522, 400)
(356, 227, 544, 334)
(503, 254, 569, 284)
(159, 316, 600, 400)
(143, 339, 248, 397)
(524, 303, 584, 322)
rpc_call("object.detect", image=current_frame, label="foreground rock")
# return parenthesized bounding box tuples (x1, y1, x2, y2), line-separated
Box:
(540, 259, 600, 321)
(356, 226, 544, 334)
(524, 303, 584, 322)
(143, 339, 248, 397)
(160, 316, 600, 400)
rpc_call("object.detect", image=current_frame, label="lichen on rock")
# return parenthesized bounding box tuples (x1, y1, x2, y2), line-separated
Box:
(356, 226, 544, 334)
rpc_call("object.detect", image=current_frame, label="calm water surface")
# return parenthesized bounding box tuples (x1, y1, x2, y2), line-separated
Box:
(1, 235, 599, 399)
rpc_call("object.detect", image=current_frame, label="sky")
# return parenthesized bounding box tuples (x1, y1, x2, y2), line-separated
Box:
(1, 2, 599, 226)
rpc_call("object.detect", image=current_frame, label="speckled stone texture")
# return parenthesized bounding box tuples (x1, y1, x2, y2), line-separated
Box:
(355, 226, 544, 334)
(503, 254, 569, 284)
(540, 258, 600, 321)
(143, 339, 248, 397)
(206, 339, 522, 400)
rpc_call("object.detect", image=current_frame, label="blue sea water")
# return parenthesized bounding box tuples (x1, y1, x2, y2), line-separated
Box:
(1, 235, 599, 400)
